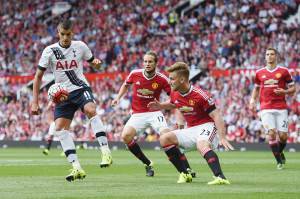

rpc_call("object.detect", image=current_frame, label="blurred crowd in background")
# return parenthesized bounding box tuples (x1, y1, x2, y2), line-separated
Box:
(0, 0, 299, 143)
(1, 74, 299, 143)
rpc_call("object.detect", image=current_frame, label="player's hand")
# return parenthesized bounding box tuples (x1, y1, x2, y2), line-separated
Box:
(31, 103, 41, 115)
(219, 138, 234, 151)
(249, 101, 256, 112)
(111, 98, 120, 107)
(46, 101, 55, 111)
(92, 58, 102, 70)
(147, 99, 162, 110)
(274, 88, 286, 96)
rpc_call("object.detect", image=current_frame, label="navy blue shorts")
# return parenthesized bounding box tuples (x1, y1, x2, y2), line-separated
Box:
(54, 87, 95, 120)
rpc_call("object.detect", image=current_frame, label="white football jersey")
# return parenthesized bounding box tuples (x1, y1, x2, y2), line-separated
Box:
(38, 40, 93, 92)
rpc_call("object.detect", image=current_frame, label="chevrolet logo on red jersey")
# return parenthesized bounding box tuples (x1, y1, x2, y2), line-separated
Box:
(179, 106, 193, 112)
(264, 79, 278, 85)
(137, 88, 154, 95)
(152, 82, 159, 89)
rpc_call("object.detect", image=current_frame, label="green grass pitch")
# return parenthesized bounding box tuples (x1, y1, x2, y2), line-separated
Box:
(0, 148, 299, 199)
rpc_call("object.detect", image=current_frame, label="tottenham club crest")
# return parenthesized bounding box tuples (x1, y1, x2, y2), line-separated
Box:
(72, 49, 76, 57)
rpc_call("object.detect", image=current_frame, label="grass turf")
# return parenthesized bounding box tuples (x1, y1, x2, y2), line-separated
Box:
(0, 148, 299, 199)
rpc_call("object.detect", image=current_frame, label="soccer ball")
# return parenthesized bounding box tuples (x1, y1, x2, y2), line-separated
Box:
(48, 83, 69, 103)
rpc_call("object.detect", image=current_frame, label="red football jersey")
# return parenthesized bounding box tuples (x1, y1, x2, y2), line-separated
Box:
(255, 66, 294, 110)
(170, 85, 214, 127)
(125, 69, 171, 113)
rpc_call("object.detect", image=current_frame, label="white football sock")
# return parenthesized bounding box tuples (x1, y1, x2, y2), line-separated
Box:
(90, 115, 111, 154)
(57, 130, 82, 170)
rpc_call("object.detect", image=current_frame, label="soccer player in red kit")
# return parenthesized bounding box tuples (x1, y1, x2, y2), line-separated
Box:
(249, 48, 296, 169)
(148, 62, 233, 184)
(111, 51, 194, 177)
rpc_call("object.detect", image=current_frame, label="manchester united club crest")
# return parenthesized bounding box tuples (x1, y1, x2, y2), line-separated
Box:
(275, 73, 282, 78)
(152, 82, 159, 89)
(189, 99, 195, 106)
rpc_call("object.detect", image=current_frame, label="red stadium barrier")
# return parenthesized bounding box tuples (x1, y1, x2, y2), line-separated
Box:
(1, 69, 299, 84)
(0, 72, 129, 84)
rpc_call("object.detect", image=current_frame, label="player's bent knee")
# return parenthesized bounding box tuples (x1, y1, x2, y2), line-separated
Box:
(159, 128, 170, 135)
(197, 140, 211, 150)
(279, 132, 288, 141)
(159, 132, 177, 146)
(268, 129, 277, 139)
(83, 103, 97, 118)
(84, 108, 97, 118)
(121, 127, 136, 143)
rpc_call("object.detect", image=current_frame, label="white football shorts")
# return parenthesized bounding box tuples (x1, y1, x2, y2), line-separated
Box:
(260, 109, 288, 133)
(125, 111, 169, 134)
(173, 122, 219, 151)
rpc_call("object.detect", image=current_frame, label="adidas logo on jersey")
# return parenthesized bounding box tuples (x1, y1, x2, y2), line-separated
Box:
(174, 100, 179, 104)
(136, 81, 140, 85)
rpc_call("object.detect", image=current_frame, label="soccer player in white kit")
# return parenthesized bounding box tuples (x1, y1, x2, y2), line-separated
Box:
(148, 62, 234, 184)
(31, 19, 112, 181)
(249, 47, 296, 169)
(111, 51, 195, 177)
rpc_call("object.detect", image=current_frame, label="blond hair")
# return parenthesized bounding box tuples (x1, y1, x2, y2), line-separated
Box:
(167, 62, 189, 80)
(145, 51, 158, 63)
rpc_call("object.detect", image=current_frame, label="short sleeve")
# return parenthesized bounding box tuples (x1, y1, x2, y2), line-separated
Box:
(125, 71, 134, 85)
(163, 79, 171, 96)
(170, 92, 175, 104)
(38, 47, 52, 70)
(80, 41, 93, 61)
(198, 90, 216, 113)
(254, 72, 260, 87)
(284, 69, 294, 85)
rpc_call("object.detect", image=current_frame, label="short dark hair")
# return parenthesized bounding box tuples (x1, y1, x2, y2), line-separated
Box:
(58, 19, 73, 30)
(167, 62, 190, 80)
(266, 47, 278, 55)
(145, 51, 158, 63)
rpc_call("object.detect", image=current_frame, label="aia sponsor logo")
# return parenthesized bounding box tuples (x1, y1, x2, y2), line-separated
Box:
(56, 60, 78, 70)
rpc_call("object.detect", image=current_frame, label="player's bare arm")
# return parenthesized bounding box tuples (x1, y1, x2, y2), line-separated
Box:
(147, 99, 176, 111)
(111, 83, 130, 107)
(90, 58, 102, 70)
(31, 68, 45, 115)
(209, 109, 234, 150)
(274, 84, 296, 96)
(175, 109, 185, 129)
(249, 86, 259, 111)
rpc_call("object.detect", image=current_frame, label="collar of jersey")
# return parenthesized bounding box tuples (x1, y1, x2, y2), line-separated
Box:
(179, 85, 193, 97)
(142, 69, 157, 80)
(265, 65, 278, 73)
(58, 41, 71, 49)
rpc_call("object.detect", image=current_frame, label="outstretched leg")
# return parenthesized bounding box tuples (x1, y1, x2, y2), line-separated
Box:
(197, 140, 229, 185)
(85, 102, 112, 167)
(43, 122, 56, 155)
(122, 126, 154, 176)
(278, 132, 288, 164)
(160, 132, 192, 183)
(268, 129, 283, 169)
